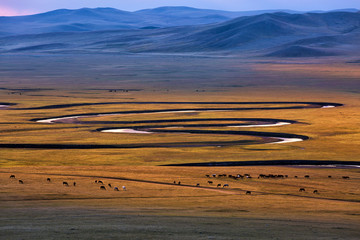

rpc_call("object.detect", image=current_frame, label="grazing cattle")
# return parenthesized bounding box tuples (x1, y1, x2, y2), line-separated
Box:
(205, 175, 210, 178)
(217, 184, 221, 187)
(108, 183, 112, 188)
(342, 176, 350, 179)
(212, 174, 216, 178)
(246, 191, 251, 195)
(122, 186, 126, 191)
(114, 187, 119, 191)
(47, 178, 51, 182)
(328, 176, 332, 178)
(98, 180, 104, 184)
(10, 175, 15, 179)
(196, 183, 200, 187)
(313, 190, 318, 194)
(294, 176, 298, 178)
(100, 186, 106, 190)
(63, 181, 69, 186)
(178, 181, 181, 185)
(173, 181, 176, 184)
(73, 182, 76, 187)
(304, 175, 310, 178)
(95, 180, 98, 183)
(207, 181, 213, 184)
(285, 175, 288, 178)
(18, 180, 24, 184)
(223, 184, 229, 188)
(299, 188, 305, 192)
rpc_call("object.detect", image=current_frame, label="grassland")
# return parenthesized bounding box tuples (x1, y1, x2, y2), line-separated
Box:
(0, 54, 359, 239)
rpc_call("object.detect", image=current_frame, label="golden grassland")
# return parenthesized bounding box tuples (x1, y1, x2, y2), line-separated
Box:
(0, 86, 359, 166)
(0, 57, 359, 238)
(1, 166, 359, 239)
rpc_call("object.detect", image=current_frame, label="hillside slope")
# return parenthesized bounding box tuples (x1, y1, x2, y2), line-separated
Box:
(0, 11, 359, 57)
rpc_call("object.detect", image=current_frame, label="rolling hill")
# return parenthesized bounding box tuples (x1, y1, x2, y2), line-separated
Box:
(0, 8, 359, 57)
(0, 7, 303, 37)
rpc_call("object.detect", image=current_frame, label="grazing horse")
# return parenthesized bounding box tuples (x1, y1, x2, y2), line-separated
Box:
(299, 188, 305, 192)
(313, 190, 318, 194)
(47, 178, 51, 182)
(63, 181, 69, 186)
(223, 184, 229, 188)
(100, 186, 106, 190)
(122, 186, 126, 191)
(246, 191, 251, 195)
(342, 176, 350, 179)
(114, 187, 119, 191)
(207, 181, 213, 184)
(18, 180, 24, 184)
(217, 184, 221, 187)
(10, 175, 15, 179)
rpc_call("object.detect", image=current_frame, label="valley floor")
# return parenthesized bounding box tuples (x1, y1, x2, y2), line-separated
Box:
(0, 54, 359, 239)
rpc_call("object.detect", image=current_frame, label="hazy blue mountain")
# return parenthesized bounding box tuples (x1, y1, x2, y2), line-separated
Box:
(0, 10, 359, 57)
(0, 7, 311, 36)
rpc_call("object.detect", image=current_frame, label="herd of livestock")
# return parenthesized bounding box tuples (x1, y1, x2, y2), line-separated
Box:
(8, 172, 351, 195)
(9, 174, 127, 191)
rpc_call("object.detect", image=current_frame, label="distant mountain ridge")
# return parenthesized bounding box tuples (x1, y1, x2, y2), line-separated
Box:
(0, 6, 358, 36)
(0, 7, 359, 58)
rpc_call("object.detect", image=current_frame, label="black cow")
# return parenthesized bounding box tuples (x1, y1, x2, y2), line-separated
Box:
(100, 186, 106, 190)
(10, 175, 15, 179)
(18, 180, 24, 184)
(313, 190, 318, 194)
(246, 191, 251, 195)
(63, 181, 69, 186)
(208, 181, 213, 184)
(299, 188, 305, 192)
(47, 178, 51, 182)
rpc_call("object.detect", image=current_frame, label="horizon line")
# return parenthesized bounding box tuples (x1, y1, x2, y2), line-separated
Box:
(0, 5, 358, 17)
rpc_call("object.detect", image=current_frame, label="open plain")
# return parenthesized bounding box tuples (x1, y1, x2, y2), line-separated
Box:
(0, 53, 359, 239)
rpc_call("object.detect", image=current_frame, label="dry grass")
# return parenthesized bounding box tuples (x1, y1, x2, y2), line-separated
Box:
(0, 56, 360, 238)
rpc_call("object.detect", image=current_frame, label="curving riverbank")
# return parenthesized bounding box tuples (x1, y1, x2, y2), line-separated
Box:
(0, 101, 342, 148)
(163, 160, 360, 167)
